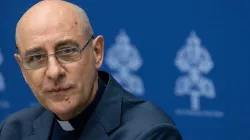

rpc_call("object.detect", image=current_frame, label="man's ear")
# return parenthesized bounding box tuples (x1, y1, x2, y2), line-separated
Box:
(14, 54, 21, 65)
(92, 35, 104, 69)
(14, 53, 28, 83)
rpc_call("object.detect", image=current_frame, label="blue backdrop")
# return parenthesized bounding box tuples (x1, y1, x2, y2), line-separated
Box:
(0, 0, 250, 140)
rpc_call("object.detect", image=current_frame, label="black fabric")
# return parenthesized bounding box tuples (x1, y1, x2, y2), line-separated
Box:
(0, 71, 182, 140)
(50, 77, 106, 140)
(50, 123, 78, 140)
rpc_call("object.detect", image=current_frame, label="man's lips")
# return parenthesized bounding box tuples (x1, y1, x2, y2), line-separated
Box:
(45, 86, 73, 93)
(48, 87, 72, 92)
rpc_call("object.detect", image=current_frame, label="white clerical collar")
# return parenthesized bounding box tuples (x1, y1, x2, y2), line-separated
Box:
(57, 120, 75, 131)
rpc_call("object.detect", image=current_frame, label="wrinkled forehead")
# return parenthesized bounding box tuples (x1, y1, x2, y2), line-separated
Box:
(16, 7, 85, 54)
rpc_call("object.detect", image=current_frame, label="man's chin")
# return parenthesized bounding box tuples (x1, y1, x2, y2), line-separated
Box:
(48, 103, 78, 120)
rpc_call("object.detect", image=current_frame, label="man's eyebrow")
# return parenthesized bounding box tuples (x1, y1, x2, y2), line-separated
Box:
(55, 39, 80, 49)
(24, 47, 44, 56)
(23, 39, 79, 56)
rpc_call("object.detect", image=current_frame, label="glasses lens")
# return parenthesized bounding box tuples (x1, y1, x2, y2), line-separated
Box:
(57, 47, 81, 63)
(23, 54, 47, 69)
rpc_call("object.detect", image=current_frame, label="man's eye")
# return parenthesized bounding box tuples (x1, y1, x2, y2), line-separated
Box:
(60, 48, 78, 54)
(27, 54, 45, 61)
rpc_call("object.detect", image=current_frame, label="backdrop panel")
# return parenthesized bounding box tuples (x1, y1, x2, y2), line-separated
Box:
(0, 0, 250, 140)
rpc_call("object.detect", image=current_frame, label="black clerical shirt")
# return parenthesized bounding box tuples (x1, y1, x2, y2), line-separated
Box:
(49, 78, 106, 140)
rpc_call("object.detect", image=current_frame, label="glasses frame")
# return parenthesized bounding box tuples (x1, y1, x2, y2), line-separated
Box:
(18, 35, 94, 70)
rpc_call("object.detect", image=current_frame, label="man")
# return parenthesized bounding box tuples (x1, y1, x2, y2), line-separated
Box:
(0, 0, 182, 140)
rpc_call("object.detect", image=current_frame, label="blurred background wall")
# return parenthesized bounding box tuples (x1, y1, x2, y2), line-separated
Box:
(0, 0, 250, 139)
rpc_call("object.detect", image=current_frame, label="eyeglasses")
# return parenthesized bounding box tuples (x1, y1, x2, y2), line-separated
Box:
(19, 35, 94, 70)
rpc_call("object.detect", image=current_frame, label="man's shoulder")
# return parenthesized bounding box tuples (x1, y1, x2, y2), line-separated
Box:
(111, 91, 182, 139)
(0, 105, 46, 136)
(121, 91, 176, 129)
(3, 105, 45, 123)
(100, 72, 182, 139)
(122, 91, 175, 123)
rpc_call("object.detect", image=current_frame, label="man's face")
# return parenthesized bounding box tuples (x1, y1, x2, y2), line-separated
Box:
(15, 7, 104, 120)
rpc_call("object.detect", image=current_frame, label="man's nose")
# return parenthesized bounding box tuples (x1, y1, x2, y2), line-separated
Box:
(45, 56, 66, 82)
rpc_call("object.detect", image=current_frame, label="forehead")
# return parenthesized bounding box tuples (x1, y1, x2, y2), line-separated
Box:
(16, 8, 85, 54)
(17, 28, 84, 55)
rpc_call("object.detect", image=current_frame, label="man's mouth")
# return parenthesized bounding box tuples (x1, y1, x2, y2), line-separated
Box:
(45, 86, 74, 95)
(48, 87, 72, 92)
